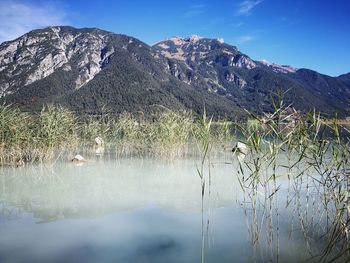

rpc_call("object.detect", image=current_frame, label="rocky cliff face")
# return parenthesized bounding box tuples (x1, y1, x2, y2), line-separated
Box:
(0, 26, 349, 117)
(153, 35, 255, 92)
(0, 26, 117, 97)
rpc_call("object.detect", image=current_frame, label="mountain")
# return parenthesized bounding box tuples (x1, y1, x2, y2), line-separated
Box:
(0, 26, 349, 118)
(337, 72, 350, 86)
(153, 35, 350, 116)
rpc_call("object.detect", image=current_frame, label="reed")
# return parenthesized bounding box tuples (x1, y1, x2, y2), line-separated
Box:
(36, 104, 78, 148)
(229, 95, 350, 262)
(0, 103, 33, 148)
(146, 110, 192, 153)
(0, 99, 349, 261)
(0, 105, 197, 162)
(193, 110, 213, 263)
(0, 104, 78, 165)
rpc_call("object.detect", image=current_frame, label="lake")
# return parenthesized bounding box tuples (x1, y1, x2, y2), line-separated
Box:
(0, 147, 345, 262)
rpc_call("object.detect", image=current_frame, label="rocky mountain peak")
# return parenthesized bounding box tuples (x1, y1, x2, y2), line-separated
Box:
(259, 60, 298, 74)
(0, 26, 349, 118)
(153, 35, 256, 71)
(270, 63, 298, 74)
(216, 38, 225, 44)
(0, 26, 117, 96)
(159, 35, 204, 46)
(188, 34, 203, 42)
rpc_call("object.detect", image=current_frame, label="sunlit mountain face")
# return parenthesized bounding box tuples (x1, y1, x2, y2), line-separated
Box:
(1, 26, 349, 118)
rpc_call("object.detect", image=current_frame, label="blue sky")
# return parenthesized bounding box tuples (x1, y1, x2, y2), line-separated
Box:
(0, 0, 349, 76)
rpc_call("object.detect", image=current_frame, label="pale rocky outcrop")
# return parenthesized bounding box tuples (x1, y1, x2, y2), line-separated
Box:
(25, 53, 68, 85)
(0, 26, 115, 96)
(225, 72, 247, 88)
(231, 55, 256, 69)
(270, 63, 297, 74)
(153, 35, 256, 89)
(260, 60, 297, 74)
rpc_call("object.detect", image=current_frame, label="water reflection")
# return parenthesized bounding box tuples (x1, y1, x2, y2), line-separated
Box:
(0, 153, 332, 262)
(0, 158, 236, 220)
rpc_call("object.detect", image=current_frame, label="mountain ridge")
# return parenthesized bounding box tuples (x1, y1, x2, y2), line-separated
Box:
(0, 26, 349, 118)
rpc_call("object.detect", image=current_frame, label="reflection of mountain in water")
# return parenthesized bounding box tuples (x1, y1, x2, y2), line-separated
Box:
(0, 157, 236, 222)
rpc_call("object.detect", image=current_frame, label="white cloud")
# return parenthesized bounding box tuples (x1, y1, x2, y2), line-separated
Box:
(0, 1, 68, 43)
(236, 35, 256, 44)
(236, 0, 263, 16)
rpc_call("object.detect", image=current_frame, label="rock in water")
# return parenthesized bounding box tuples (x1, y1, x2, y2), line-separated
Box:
(71, 154, 85, 162)
(232, 142, 249, 155)
(95, 137, 104, 146)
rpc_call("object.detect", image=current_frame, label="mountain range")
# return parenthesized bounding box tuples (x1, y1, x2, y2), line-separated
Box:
(0, 26, 349, 118)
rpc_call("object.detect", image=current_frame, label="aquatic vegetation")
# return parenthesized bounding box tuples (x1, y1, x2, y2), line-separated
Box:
(228, 97, 350, 262)
(0, 105, 200, 162)
(210, 119, 233, 143)
(193, 110, 213, 263)
(0, 103, 33, 148)
(79, 105, 118, 145)
(0, 99, 349, 262)
(79, 117, 114, 144)
(114, 110, 193, 156)
(36, 105, 78, 148)
(0, 104, 34, 165)
(146, 110, 193, 154)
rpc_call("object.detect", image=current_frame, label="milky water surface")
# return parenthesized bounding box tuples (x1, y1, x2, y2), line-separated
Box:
(0, 151, 324, 263)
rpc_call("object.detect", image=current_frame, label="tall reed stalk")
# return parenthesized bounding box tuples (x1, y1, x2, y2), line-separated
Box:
(231, 92, 350, 262)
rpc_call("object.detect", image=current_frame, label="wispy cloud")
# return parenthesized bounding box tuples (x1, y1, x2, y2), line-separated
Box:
(235, 35, 256, 44)
(0, 1, 68, 43)
(183, 4, 205, 18)
(236, 0, 263, 16)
